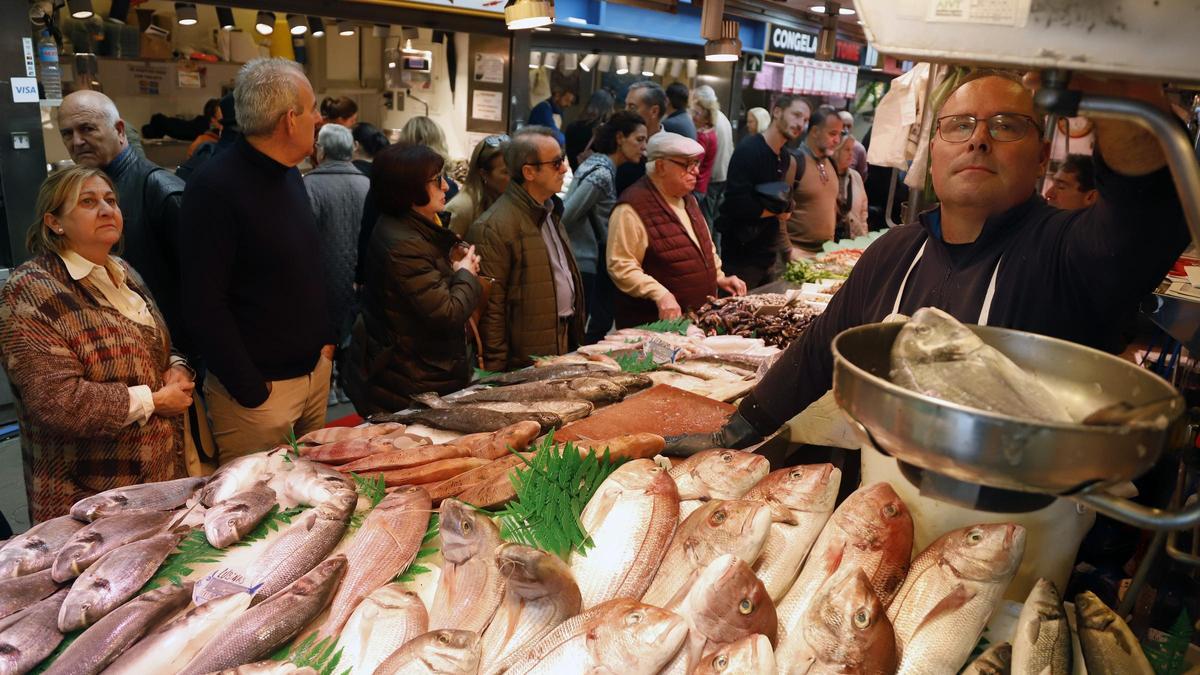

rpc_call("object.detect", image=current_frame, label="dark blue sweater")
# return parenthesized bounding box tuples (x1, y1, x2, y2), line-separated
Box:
(180, 137, 334, 408)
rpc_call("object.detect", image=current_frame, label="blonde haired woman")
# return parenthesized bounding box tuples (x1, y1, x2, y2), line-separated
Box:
(746, 107, 771, 136)
(0, 166, 192, 521)
(445, 135, 510, 237)
(691, 94, 720, 211)
(399, 116, 459, 201)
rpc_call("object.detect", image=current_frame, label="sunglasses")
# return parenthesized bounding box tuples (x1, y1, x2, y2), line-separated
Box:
(527, 154, 566, 170)
(483, 134, 510, 148)
(936, 113, 1043, 144)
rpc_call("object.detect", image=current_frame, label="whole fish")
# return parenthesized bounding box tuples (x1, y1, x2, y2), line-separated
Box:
(317, 486, 432, 638)
(212, 662, 316, 675)
(0, 588, 69, 675)
(429, 499, 505, 633)
(337, 585, 428, 675)
(58, 529, 187, 632)
(641, 499, 772, 607)
(249, 489, 356, 603)
(478, 362, 617, 385)
(591, 371, 654, 395)
(373, 629, 481, 675)
(0, 515, 84, 579)
(300, 435, 418, 465)
(70, 477, 208, 522)
(104, 589, 255, 675)
(43, 581, 192, 675)
(52, 509, 174, 582)
(480, 544, 582, 671)
(0, 570, 61, 620)
(962, 642, 1012, 675)
(413, 394, 596, 426)
(532, 353, 620, 369)
(887, 523, 1026, 675)
(201, 454, 275, 507)
(267, 458, 355, 508)
(1012, 578, 1071, 675)
(1074, 591, 1154, 675)
(204, 483, 278, 548)
(659, 554, 777, 675)
(500, 598, 688, 675)
(668, 449, 770, 519)
(179, 556, 347, 675)
(693, 634, 776, 675)
(297, 422, 405, 445)
(445, 377, 624, 405)
(890, 307, 1072, 423)
(788, 566, 897, 675)
(369, 408, 562, 434)
(744, 464, 841, 602)
(568, 459, 680, 609)
(775, 482, 913, 673)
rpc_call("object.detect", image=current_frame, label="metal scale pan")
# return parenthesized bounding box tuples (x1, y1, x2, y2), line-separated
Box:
(832, 321, 1200, 530)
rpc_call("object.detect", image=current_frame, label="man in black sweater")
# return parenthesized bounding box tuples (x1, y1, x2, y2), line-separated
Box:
(181, 58, 335, 462)
(715, 95, 810, 288)
(670, 73, 1188, 453)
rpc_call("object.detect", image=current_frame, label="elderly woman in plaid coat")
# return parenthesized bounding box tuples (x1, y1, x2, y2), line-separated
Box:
(0, 166, 193, 522)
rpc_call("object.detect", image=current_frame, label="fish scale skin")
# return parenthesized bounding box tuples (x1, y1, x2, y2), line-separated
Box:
(0, 588, 69, 675)
(429, 503, 505, 633)
(337, 585, 428, 675)
(1012, 579, 1071, 675)
(961, 642, 1012, 675)
(57, 530, 185, 632)
(479, 545, 581, 672)
(104, 588, 254, 675)
(52, 509, 174, 583)
(204, 483, 277, 549)
(70, 477, 207, 521)
(1075, 591, 1154, 675)
(249, 490, 356, 603)
(0, 570, 60, 620)
(0, 516, 85, 578)
(745, 465, 841, 603)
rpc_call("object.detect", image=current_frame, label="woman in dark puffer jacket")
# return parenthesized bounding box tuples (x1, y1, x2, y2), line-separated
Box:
(344, 143, 483, 415)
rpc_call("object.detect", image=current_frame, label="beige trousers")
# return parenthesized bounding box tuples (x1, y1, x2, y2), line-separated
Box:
(205, 356, 332, 464)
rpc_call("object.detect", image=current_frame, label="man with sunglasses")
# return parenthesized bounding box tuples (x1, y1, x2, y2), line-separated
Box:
(666, 71, 1188, 457)
(467, 126, 585, 371)
(607, 132, 747, 327)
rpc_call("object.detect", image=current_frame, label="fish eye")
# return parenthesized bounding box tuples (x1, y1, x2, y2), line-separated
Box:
(853, 609, 871, 628)
(462, 520, 473, 533)
(966, 529, 984, 544)
(720, 452, 733, 462)
(883, 503, 899, 518)
(738, 599, 753, 614)
(711, 510, 728, 525)
(789, 470, 802, 478)
(713, 655, 729, 669)
(626, 611, 644, 625)
(437, 632, 451, 644)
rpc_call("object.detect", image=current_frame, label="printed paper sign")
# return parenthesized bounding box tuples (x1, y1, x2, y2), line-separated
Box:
(10, 77, 38, 103)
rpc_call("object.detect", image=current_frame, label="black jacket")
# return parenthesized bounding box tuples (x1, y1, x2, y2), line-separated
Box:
(715, 133, 793, 269)
(740, 156, 1189, 435)
(344, 210, 482, 415)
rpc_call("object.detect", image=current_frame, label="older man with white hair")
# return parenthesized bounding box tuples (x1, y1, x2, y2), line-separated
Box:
(181, 57, 335, 462)
(607, 132, 746, 327)
(57, 90, 188, 354)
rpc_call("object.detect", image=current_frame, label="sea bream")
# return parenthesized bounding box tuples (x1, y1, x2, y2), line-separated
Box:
(0, 515, 84, 579)
(668, 449, 770, 519)
(200, 453, 278, 507)
(266, 456, 355, 508)
(1011, 578, 1071, 675)
(104, 588, 255, 675)
(372, 629, 481, 675)
(692, 634, 776, 675)
(568, 459, 680, 609)
(774, 482, 913, 673)
(429, 499, 506, 633)
(480, 544, 582, 671)
(890, 307, 1072, 422)
(0, 570, 60, 621)
(887, 523, 1026, 675)
(1074, 591, 1154, 675)
(52, 508, 175, 582)
(297, 422, 406, 445)
(178, 556, 347, 675)
(744, 464, 841, 602)
(0, 588, 69, 675)
(249, 489, 356, 603)
(43, 581, 192, 675)
(317, 486, 432, 638)
(641, 499, 772, 607)
(336, 585, 428, 675)
(498, 598, 688, 675)
(961, 641, 1012, 675)
(789, 566, 897, 675)
(58, 529, 187, 632)
(204, 482, 277, 548)
(70, 476, 208, 522)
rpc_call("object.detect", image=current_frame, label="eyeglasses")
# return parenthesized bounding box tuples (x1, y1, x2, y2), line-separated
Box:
(665, 157, 702, 174)
(483, 134, 510, 148)
(427, 174, 446, 185)
(936, 113, 1043, 144)
(527, 154, 566, 170)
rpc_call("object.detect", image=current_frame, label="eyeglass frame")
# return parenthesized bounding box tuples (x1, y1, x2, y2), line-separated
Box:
(483, 134, 510, 148)
(935, 112, 1044, 144)
(663, 157, 702, 173)
(525, 154, 566, 171)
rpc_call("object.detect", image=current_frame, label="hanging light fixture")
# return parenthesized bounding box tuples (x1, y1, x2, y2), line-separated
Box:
(529, 51, 543, 68)
(654, 56, 668, 76)
(175, 3, 198, 25)
(563, 53, 579, 72)
(287, 14, 307, 35)
(629, 56, 643, 76)
(598, 54, 613, 72)
(579, 53, 599, 72)
(255, 11, 276, 35)
(505, 0, 554, 30)
(687, 59, 699, 78)
(705, 20, 741, 62)
(642, 57, 656, 76)
(308, 17, 325, 37)
(615, 55, 629, 74)
(669, 58, 684, 78)
(815, 1, 839, 60)
(67, 0, 94, 19)
(337, 20, 356, 36)
(217, 6, 236, 30)
(543, 52, 560, 70)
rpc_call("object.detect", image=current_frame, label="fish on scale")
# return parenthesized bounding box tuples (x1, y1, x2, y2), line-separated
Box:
(744, 464, 841, 603)
(668, 449, 770, 519)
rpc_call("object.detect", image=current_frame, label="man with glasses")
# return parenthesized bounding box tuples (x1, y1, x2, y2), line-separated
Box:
(466, 126, 585, 371)
(666, 70, 1188, 456)
(607, 132, 747, 327)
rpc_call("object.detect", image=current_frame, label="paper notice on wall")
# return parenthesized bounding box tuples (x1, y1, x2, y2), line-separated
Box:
(782, 64, 796, 93)
(177, 66, 203, 89)
(128, 63, 168, 95)
(802, 64, 815, 94)
(471, 89, 504, 122)
(474, 53, 505, 84)
(927, 0, 1030, 26)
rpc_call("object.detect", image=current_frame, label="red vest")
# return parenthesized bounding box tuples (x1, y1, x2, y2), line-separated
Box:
(613, 176, 718, 327)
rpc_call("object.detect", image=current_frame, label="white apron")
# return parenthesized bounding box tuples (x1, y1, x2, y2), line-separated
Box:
(784, 240, 1094, 600)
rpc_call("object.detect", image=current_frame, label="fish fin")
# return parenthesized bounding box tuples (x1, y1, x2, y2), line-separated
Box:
(413, 392, 450, 409)
(766, 500, 799, 525)
(1110, 624, 1141, 657)
(912, 582, 976, 637)
(1024, 615, 1042, 646)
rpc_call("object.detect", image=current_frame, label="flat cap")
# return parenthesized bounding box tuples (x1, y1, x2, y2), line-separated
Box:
(646, 131, 705, 160)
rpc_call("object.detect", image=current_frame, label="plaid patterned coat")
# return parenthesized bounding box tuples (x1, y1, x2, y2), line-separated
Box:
(0, 253, 185, 522)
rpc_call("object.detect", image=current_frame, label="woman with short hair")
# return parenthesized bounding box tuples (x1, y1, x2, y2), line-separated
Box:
(0, 166, 192, 521)
(561, 110, 647, 343)
(446, 135, 510, 237)
(344, 144, 483, 414)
